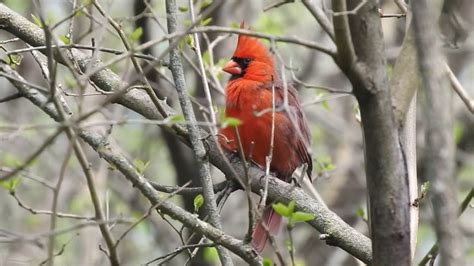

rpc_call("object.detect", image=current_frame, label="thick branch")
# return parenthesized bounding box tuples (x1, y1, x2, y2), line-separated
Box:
(332, 0, 411, 265)
(388, 14, 419, 259)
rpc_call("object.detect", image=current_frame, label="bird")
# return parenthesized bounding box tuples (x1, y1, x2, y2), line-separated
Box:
(218, 23, 313, 253)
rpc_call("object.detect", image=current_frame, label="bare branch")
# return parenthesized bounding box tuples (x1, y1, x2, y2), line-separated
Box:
(191, 26, 336, 56)
(302, 0, 335, 41)
(445, 62, 474, 113)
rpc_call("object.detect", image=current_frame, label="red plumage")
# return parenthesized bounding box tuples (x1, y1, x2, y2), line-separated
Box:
(219, 27, 312, 252)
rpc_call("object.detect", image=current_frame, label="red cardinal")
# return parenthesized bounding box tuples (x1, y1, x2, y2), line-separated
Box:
(219, 25, 313, 252)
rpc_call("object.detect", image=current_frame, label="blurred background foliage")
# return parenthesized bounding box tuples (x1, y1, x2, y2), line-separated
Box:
(0, 0, 473, 265)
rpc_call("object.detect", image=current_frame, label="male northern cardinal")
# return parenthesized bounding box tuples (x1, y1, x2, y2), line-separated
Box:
(219, 24, 313, 252)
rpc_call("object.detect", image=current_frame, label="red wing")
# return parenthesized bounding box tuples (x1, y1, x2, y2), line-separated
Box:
(275, 84, 313, 178)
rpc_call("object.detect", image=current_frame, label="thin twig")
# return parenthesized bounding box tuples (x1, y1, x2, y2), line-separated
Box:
(6, 43, 161, 61)
(301, 0, 335, 41)
(445, 62, 474, 113)
(188, 0, 218, 135)
(264, 0, 294, 12)
(232, 127, 255, 243)
(47, 142, 73, 266)
(149, 180, 230, 195)
(0, 92, 22, 103)
(192, 26, 336, 56)
(260, 76, 276, 209)
(331, 0, 368, 16)
(149, 243, 215, 265)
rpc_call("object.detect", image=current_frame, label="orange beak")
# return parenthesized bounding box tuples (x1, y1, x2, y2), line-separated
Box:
(222, 60, 242, 75)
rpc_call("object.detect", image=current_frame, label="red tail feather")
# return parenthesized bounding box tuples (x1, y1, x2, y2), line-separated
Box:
(251, 208, 282, 253)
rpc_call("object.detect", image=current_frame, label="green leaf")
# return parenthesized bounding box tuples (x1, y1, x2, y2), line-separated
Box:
(201, 51, 211, 66)
(183, 19, 192, 27)
(2, 153, 21, 167)
(221, 117, 242, 128)
(185, 34, 194, 48)
(74, 9, 85, 17)
(199, 0, 213, 10)
(129, 27, 143, 42)
(133, 159, 150, 174)
(353, 103, 361, 122)
(272, 202, 290, 217)
(203, 246, 219, 263)
(318, 156, 335, 172)
(6, 54, 22, 68)
(355, 207, 365, 218)
(263, 258, 273, 266)
(230, 22, 240, 29)
(287, 200, 295, 215)
(194, 194, 204, 212)
(59, 35, 71, 45)
(453, 123, 464, 144)
(0, 177, 21, 193)
(324, 162, 335, 171)
(421, 181, 430, 195)
(200, 17, 212, 26)
(321, 100, 330, 110)
(169, 114, 185, 123)
(65, 77, 76, 89)
(284, 239, 292, 251)
(291, 211, 315, 223)
(31, 14, 43, 28)
(178, 6, 188, 12)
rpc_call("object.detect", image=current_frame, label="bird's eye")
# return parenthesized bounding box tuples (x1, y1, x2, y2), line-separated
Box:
(243, 58, 251, 64)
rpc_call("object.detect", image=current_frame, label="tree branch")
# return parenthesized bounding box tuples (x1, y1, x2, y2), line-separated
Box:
(332, 0, 411, 265)
(388, 12, 419, 259)
(301, 0, 335, 41)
